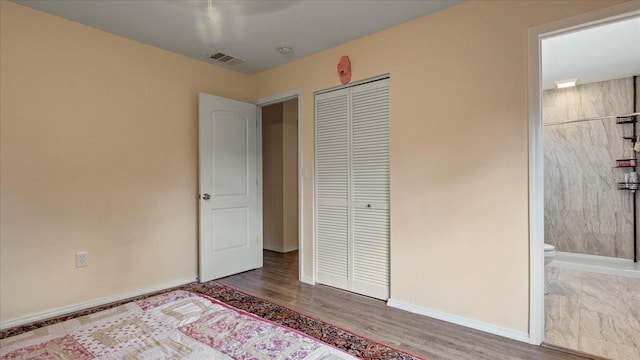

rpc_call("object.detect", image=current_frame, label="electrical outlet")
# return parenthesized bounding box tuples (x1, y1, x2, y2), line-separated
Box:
(76, 251, 88, 268)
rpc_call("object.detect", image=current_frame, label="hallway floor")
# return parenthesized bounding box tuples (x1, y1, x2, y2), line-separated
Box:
(545, 267, 640, 359)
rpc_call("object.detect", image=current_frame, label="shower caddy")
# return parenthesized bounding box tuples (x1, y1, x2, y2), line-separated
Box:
(616, 113, 638, 262)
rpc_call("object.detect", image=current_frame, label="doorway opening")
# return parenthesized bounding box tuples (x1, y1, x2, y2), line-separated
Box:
(255, 90, 304, 283)
(528, 2, 640, 356)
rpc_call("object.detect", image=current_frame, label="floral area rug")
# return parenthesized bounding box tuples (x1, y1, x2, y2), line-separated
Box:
(1, 290, 354, 359)
(0, 282, 424, 360)
(182, 282, 422, 360)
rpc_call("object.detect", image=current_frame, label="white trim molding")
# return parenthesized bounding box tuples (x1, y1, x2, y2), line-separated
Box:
(551, 251, 640, 278)
(253, 89, 301, 107)
(527, 0, 640, 346)
(263, 245, 300, 253)
(300, 276, 315, 285)
(527, 21, 545, 345)
(256, 106, 265, 269)
(387, 299, 530, 344)
(0, 277, 196, 330)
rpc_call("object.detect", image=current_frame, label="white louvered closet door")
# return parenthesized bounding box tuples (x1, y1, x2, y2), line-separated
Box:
(314, 78, 389, 300)
(315, 88, 350, 290)
(350, 79, 389, 300)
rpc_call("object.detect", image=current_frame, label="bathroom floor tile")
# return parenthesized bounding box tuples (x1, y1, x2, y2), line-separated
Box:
(578, 335, 640, 360)
(546, 267, 582, 299)
(546, 266, 560, 281)
(578, 308, 638, 347)
(580, 272, 629, 317)
(621, 288, 640, 332)
(545, 294, 580, 349)
(557, 268, 583, 292)
(544, 267, 640, 360)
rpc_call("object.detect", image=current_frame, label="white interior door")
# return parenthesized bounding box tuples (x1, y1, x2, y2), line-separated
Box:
(199, 92, 260, 282)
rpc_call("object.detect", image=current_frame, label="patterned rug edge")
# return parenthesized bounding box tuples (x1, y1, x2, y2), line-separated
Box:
(0, 281, 425, 360)
(211, 280, 425, 360)
(0, 286, 180, 339)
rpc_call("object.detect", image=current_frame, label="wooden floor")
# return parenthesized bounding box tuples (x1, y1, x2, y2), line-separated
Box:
(219, 250, 591, 360)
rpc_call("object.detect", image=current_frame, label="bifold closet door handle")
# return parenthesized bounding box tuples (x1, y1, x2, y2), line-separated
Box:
(366, 204, 372, 208)
(201, 193, 211, 200)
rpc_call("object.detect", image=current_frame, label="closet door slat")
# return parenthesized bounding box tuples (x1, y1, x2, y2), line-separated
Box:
(350, 79, 390, 300)
(315, 89, 350, 289)
(314, 78, 390, 301)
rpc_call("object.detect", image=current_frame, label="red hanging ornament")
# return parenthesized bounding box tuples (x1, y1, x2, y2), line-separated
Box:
(337, 56, 351, 84)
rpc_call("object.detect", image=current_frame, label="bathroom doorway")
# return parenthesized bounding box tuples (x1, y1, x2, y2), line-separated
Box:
(530, 4, 640, 359)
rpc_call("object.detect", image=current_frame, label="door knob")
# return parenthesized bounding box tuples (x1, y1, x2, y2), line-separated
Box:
(366, 204, 372, 208)
(201, 193, 211, 200)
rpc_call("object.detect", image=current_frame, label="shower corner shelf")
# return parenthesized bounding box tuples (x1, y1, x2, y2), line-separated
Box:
(616, 115, 638, 124)
(618, 182, 638, 191)
(615, 109, 637, 262)
(615, 159, 637, 168)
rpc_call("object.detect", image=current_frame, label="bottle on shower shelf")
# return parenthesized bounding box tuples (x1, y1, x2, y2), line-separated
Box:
(624, 173, 631, 189)
(630, 172, 639, 190)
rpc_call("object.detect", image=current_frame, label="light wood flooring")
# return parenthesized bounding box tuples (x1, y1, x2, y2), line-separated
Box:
(218, 250, 591, 360)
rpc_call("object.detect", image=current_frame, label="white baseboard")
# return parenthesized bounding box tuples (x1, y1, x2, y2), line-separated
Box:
(551, 251, 640, 278)
(387, 298, 531, 344)
(263, 245, 299, 253)
(0, 277, 197, 330)
(300, 276, 315, 285)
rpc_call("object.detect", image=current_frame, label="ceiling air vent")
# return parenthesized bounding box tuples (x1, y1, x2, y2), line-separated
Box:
(208, 51, 244, 66)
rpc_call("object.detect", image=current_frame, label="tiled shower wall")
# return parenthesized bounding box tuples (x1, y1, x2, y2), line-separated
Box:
(543, 77, 638, 260)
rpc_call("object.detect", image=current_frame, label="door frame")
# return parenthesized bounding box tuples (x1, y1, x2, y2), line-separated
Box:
(527, 1, 640, 345)
(254, 89, 307, 283)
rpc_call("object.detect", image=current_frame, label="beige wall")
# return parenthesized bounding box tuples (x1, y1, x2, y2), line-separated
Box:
(0, 1, 253, 321)
(262, 103, 284, 251)
(1, 0, 630, 335)
(251, 0, 628, 332)
(261, 100, 298, 253)
(282, 99, 299, 251)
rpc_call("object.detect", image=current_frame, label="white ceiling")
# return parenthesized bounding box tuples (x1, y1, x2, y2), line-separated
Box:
(11, 0, 464, 74)
(12, 1, 639, 82)
(542, 17, 640, 90)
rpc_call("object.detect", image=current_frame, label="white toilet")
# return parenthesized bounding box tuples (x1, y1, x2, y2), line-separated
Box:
(544, 243, 556, 266)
